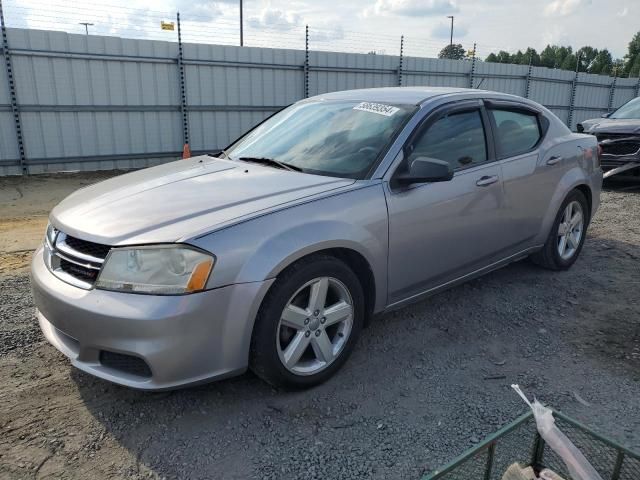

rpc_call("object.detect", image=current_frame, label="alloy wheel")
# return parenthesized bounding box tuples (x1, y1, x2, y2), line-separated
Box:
(276, 277, 354, 376)
(557, 200, 584, 260)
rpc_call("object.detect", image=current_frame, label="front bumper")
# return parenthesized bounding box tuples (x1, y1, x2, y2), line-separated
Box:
(31, 246, 273, 390)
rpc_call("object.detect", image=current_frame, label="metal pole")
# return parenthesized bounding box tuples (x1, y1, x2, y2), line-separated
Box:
(447, 16, 454, 46)
(525, 54, 533, 98)
(607, 67, 617, 113)
(0, 0, 27, 174)
(176, 12, 190, 149)
(239, 0, 243, 46)
(398, 35, 404, 87)
(304, 25, 309, 98)
(567, 53, 580, 130)
(79, 22, 93, 35)
(469, 42, 476, 88)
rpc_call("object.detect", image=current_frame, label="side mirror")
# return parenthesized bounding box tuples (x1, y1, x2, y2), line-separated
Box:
(601, 113, 610, 118)
(394, 157, 454, 186)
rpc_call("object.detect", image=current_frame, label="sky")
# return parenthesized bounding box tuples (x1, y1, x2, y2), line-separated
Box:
(4, 0, 637, 59)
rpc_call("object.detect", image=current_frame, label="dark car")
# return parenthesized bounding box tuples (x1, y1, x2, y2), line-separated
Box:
(578, 97, 640, 177)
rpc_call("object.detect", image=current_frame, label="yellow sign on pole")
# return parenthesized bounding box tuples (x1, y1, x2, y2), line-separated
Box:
(161, 21, 175, 31)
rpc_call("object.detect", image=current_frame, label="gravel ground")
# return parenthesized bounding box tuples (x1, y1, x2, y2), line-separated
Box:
(0, 176, 639, 480)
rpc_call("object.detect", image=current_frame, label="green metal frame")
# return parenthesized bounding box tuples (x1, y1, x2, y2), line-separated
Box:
(423, 410, 640, 480)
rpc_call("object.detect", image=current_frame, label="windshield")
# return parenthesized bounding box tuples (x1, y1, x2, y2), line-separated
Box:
(225, 100, 415, 178)
(610, 97, 640, 119)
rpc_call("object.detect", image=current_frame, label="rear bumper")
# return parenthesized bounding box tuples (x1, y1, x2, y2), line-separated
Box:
(31, 246, 273, 390)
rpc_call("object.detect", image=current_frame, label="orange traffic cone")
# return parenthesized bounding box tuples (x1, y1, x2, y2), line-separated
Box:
(182, 143, 191, 159)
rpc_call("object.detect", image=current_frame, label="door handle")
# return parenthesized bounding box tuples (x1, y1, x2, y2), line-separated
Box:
(476, 175, 499, 187)
(546, 155, 563, 165)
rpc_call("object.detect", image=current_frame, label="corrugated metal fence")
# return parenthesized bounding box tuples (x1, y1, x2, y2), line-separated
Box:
(1, 26, 639, 176)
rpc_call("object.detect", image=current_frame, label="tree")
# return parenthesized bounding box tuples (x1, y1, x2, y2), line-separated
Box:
(540, 45, 558, 68)
(438, 44, 466, 60)
(485, 53, 499, 63)
(495, 51, 512, 63)
(523, 47, 541, 66)
(623, 31, 640, 76)
(629, 56, 640, 77)
(556, 46, 573, 68)
(477, 30, 640, 76)
(512, 50, 525, 64)
(560, 53, 578, 71)
(576, 46, 598, 72)
(590, 49, 613, 75)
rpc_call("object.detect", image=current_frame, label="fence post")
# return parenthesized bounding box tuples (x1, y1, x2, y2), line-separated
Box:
(525, 55, 533, 98)
(304, 25, 309, 98)
(566, 54, 580, 130)
(469, 42, 477, 88)
(176, 12, 190, 152)
(0, 0, 27, 174)
(397, 35, 404, 86)
(607, 67, 618, 113)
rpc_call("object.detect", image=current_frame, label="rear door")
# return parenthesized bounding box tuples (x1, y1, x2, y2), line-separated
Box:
(485, 101, 569, 250)
(385, 101, 510, 305)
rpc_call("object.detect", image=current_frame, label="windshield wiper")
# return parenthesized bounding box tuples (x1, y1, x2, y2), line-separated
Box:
(237, 157, 303, 172)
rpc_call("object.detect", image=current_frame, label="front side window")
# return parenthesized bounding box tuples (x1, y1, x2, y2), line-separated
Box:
(226, 100, 415, 178)
(409, 110, 487, 170)
(610, 97, 640, 119)
(490, 109, 541, 158)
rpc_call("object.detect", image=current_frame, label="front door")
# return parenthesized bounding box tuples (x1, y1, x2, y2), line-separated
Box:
(385, 103, 509, 305)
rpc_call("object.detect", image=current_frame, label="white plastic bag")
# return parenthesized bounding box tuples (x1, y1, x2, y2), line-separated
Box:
(512, 385, 603, 480)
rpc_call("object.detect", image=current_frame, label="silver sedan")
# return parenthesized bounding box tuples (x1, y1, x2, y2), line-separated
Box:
(31, 87, 602, 390)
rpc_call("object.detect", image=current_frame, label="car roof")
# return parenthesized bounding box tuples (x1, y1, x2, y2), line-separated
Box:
(309, 87, 489, 106)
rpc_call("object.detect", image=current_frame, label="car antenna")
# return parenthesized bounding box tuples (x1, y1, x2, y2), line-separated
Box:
(475, 78, 485, 89)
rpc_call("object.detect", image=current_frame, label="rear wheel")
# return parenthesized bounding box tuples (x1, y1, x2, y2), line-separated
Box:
(531, 189, 589, 270)
(250, 255, 364, 389)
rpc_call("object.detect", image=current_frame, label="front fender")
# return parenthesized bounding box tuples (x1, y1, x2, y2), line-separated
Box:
(190, 184, 389, 312)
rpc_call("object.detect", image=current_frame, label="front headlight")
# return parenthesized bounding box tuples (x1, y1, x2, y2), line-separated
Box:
(95, 245, 214, 295)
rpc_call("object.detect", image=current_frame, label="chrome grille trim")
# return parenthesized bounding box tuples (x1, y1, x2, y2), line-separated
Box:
(54, 249, 102, 271)
(56, 233, 106, 264)
(44, 228, 110, 290)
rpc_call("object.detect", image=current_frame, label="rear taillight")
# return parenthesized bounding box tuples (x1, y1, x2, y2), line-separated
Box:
(596, 144, 603, 168)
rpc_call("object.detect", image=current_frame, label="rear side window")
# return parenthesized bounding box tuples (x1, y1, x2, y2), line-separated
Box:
(409, 110, 487, 170)
(490, 109, 541, 158)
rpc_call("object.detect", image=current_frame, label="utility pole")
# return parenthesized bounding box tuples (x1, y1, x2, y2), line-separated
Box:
(79, 22, 93, 35)
(239, 0, 243, 46)
(447, 15, 454, 45)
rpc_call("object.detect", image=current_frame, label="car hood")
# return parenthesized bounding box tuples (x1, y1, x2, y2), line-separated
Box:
(580, 118, 640, 135)
(51, 156, 355, 245)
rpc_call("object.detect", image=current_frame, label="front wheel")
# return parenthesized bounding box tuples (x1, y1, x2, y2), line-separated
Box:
(531, 189, 589, 270)
(250, 255, 364, 389)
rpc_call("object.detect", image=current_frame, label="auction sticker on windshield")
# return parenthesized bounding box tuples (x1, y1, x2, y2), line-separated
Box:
(353, 102, 400, 116)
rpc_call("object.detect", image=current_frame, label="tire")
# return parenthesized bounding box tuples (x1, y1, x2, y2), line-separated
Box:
(249, 254, 364, 389)
(531, 189, 590, 270)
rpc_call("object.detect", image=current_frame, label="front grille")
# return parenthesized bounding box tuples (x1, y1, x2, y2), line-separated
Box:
(59, 258, 100, 283)
(45, 230, 111, 289)
(601, 141, 640, 156)
(100, 351, 152, 378)
(64, 235, 111, 259)
(596, 134, 640, 157)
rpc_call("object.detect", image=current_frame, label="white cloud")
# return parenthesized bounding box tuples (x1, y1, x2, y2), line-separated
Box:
(616, 7, 628, 17)
(543, 0, 590, 17)
(247, 7, 302, 31)
(170, 0, 223, 22)
(309, 25, 345, 43)
(364, 0, 458, 18)
(431, 21, 468, 40)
